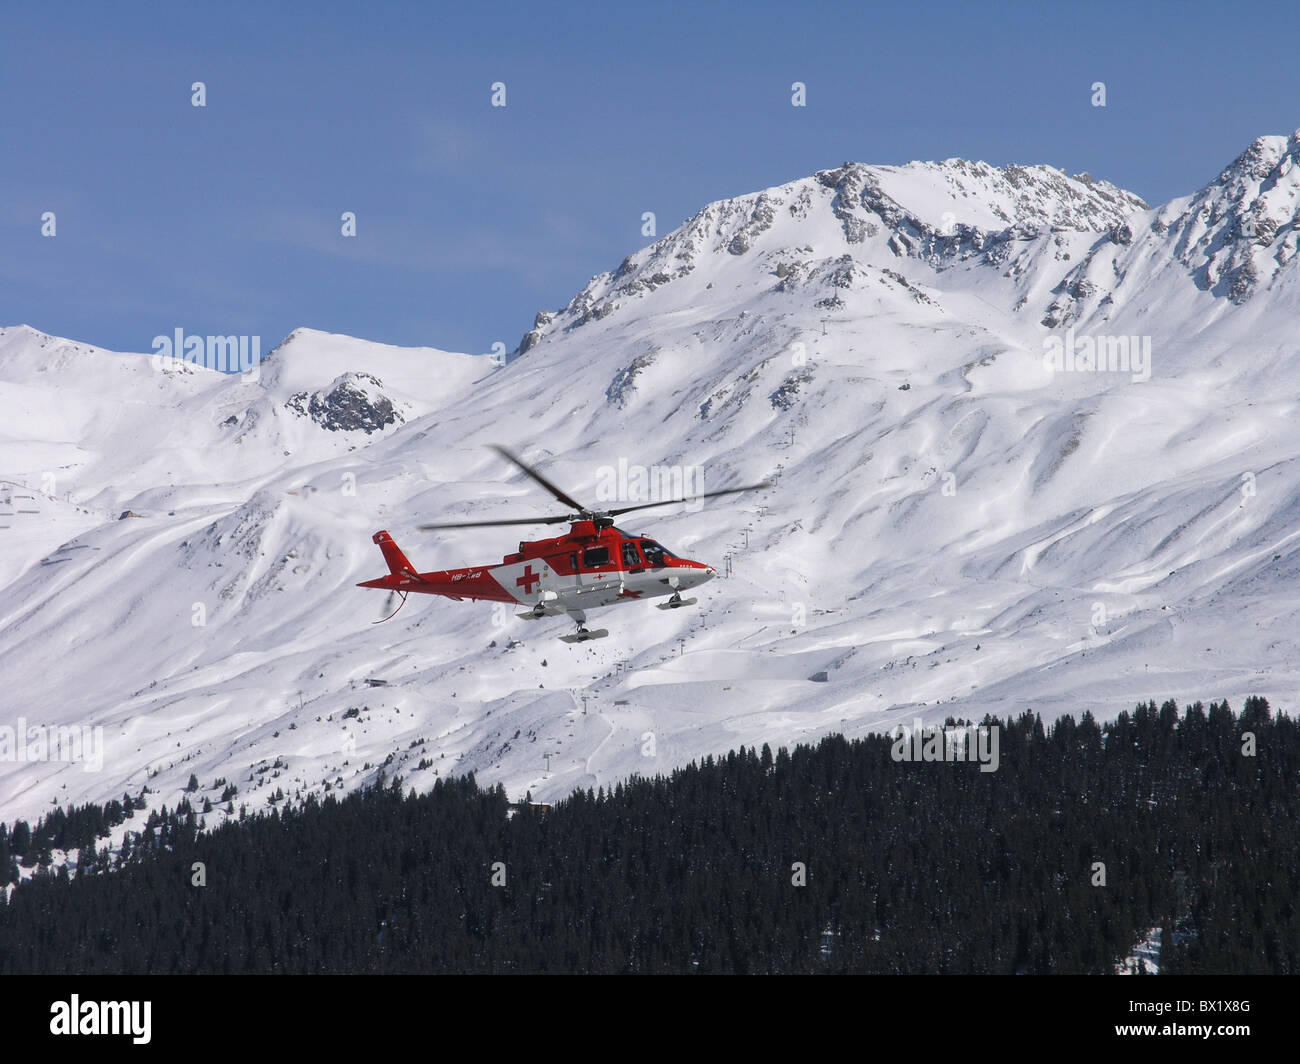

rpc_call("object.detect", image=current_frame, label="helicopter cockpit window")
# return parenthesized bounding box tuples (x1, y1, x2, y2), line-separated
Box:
(582, 546, 611, 567)
(621, 542, 643, 567)
(640, 540, 669, 567)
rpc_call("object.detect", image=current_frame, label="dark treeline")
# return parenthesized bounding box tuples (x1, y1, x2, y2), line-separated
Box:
(0, 697, 1295, 974)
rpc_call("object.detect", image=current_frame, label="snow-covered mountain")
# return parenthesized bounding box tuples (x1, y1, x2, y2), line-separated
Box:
(4, 133, 1300, 843)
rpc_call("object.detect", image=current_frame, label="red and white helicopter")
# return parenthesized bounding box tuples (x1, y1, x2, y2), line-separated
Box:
(359, 446, 768, 642)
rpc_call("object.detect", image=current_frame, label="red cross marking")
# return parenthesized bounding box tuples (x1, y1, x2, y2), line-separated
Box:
(516, 564, 541, 595)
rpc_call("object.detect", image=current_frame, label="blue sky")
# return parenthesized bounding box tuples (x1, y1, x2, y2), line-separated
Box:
(3, 0, 1298, 356)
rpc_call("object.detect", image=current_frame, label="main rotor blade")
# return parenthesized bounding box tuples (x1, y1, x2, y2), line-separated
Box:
(417, 514, 572, 531)
(489, 444, 590, 514)
(604, 481, 772, 518)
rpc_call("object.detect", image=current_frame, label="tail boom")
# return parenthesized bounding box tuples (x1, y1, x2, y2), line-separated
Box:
(357, 530, 515, 603)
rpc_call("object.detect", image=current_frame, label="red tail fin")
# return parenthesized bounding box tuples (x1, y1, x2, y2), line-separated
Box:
(358, 531, 429, 590)
(372, 530, 418, 577)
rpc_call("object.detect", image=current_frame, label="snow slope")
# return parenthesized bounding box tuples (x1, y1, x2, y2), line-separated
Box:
(3, 134, 1299, 837)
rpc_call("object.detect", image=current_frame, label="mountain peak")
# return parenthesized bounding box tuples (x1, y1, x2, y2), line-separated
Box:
(816, 157, 1147, 234)
(1219, 132, 1299, 185)
(1136, 129, 1300, 305)
(514, 155, 1149, 356)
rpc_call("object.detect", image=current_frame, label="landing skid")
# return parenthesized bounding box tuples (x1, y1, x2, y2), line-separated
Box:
(560, 627, 609, 644)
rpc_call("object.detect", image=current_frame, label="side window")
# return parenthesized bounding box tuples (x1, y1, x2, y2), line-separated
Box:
(622, 542, 643, 567)
(582, 546, 611, 567)
(640, 541, 667, 567)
